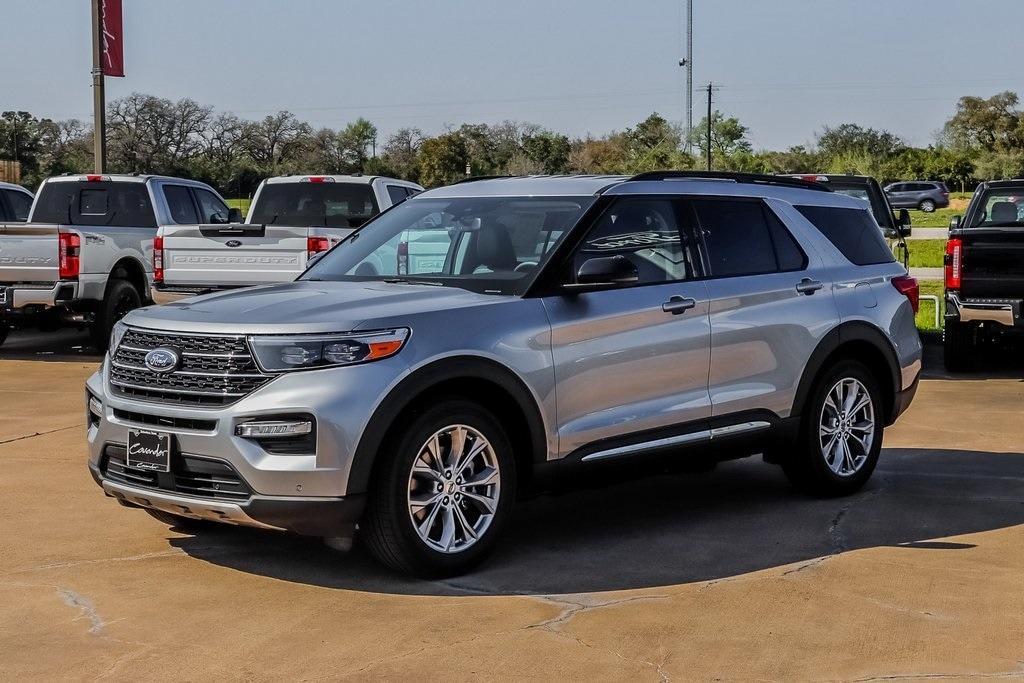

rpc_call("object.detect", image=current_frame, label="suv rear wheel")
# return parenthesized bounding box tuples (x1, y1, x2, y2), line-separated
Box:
(90, 279, 142, 351)
(919, 199, 936, 213)
(363, 400, 516, 577)
(782, 361, 882, 496)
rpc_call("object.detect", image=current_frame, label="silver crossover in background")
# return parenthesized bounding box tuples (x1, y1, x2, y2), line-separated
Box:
(86, 172, 922, 577)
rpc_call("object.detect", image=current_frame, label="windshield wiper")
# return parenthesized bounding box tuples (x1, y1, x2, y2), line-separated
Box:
(382, 277, 444, 286)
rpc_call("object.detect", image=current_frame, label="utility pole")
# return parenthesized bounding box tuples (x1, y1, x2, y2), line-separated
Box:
(90, 0, 106, 173)
(705, 82, 713, 171)
(684, 0, 693, 154)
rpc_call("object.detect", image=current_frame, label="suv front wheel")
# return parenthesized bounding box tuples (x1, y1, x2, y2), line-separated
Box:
(782, 361, 883, 496)
(363, 400, 516, 577)
(919, 199, 936, 213)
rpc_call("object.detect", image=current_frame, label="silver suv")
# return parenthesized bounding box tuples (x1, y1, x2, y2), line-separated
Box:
(86, 172, 922, 577)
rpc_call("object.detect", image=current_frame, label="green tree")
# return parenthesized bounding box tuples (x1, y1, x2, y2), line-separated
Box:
(942, 91, 1023, 153)
(418, 132, 468, 187)
(816, 123, 904, 159)
(688, 111, 752, 162)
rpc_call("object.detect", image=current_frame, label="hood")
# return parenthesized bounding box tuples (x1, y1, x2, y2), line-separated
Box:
(125, 280, 509, 334)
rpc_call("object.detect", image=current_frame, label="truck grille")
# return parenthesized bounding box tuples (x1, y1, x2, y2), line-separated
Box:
(109, 329, 273, 407)
(102, 444, 252, 501)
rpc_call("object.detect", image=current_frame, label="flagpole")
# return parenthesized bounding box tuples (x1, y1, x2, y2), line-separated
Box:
(90, 0, 106, 172)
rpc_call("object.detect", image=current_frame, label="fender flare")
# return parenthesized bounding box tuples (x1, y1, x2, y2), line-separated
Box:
(346, 356, 548, 496)
(790, 321, 901, 422)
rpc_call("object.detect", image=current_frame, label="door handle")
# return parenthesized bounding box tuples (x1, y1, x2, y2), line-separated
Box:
(662, 295, 696, 315)
(796, 278, 824, 295)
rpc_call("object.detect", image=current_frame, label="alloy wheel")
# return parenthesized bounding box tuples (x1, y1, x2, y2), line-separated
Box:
(818, 377, 875, 476)
(406, 424, 501, 553)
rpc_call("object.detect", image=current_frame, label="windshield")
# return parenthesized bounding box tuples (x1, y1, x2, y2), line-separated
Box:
(301, 195, 595, 295)
(249, 182, 379, 228)
(971, 189, 1024, 228)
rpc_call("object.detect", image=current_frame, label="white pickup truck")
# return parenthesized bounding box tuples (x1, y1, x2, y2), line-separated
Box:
(0, 174, 238, 348)
(153, 174, 423, 302)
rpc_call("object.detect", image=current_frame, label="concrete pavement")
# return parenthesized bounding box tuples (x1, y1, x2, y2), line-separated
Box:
(1, 331, 1022, 680)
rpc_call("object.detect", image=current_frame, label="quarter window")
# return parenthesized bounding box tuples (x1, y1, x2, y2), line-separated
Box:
(694, 199, 803, 277)
(571, 198, 692, 284)
(387, 185, 409, 205)
(796, 205, 894, 265)
(164, 185, 199, 224)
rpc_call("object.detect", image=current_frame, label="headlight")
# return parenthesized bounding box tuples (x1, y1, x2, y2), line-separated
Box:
(109, 320, 129, 354)
(248, 328, 409, 372)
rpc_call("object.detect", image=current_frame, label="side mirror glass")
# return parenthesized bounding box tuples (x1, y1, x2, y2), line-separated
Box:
(573, 255, 639, 287)
(227, 207, 243, 223)
(949, 215, 961, 231)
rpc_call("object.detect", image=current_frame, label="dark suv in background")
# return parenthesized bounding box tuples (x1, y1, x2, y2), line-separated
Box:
(884, 181, 950, 213)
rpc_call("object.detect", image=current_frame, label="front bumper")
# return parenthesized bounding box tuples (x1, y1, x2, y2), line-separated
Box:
(85, 351, 398, 535)
(87, 462, 364, 535)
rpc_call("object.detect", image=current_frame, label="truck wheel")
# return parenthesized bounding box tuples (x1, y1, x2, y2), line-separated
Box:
(943, 320, 973, 372)
(90, 279, 141, 352)
(362, 400, 516, 577)
(782, 360, 883, 497)
(144, 508, 211, 531)
(919, 199, 936, 213)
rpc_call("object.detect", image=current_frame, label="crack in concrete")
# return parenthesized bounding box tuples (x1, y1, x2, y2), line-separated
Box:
(0, 424, 78, 445)
(5, 549, 187, 576)
(528, 593, 667, 631)
(782, 489, 883, 577)
(57, 587, 106, 635)
(851, 670, 1023, 681)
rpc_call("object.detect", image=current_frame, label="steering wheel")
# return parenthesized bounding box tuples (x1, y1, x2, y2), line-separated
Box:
(514, 261, 539, 273)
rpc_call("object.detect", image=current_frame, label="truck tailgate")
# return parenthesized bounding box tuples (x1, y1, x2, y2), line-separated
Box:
(961, 230, 1024, 299)
(0, 223, 61, 283)
(162, 224, 309, 288)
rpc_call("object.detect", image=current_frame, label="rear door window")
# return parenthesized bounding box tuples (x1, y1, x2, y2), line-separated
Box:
(163, 185, 200, 224)
(796, 205, 894, 265)
(693, 199, 804, 277)
(194, 188, 230, 223)
(3, 190, 32, 221)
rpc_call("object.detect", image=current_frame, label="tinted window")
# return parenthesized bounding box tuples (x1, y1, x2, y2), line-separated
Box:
(250, 182, 380, 228)
(572, 198, 691, 284)
(889, 184, 904, 193)
(164, 185, 199, 224)
(387, 185, 408, 205)
(767, 210, 807, 271)
(194, 188, 229, 223)
(4, 190, 32, 221)
(971, 189, 1024, 228)
(694, 199, 786, 277)
(796, 205, 894, 265)
(31, 181, 156, 228)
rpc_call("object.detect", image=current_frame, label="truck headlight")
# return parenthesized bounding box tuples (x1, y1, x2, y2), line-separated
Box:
(248, 328, 409, 372)
(109, 320, 129, 355)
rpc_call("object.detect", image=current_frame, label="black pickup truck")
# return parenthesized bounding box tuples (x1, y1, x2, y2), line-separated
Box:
(944, 179, 1024, 369)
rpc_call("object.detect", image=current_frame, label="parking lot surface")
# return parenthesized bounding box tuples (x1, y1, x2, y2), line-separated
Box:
(1, 329, 1022, 680)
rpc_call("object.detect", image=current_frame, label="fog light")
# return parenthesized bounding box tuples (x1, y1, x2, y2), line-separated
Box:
(88, 396, 103, 418)
(235, 420, 313, 439)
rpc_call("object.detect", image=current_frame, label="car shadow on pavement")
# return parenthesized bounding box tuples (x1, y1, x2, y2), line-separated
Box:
(920, 340, 1024, 381)
(169, 447, 1024, 596)
(0, 328, 101, 362)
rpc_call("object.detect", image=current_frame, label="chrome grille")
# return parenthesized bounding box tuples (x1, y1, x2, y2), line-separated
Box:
(109, 329, 272, 407)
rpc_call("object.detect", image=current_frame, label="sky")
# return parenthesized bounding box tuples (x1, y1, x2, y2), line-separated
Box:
(4, 0, 1024, 151)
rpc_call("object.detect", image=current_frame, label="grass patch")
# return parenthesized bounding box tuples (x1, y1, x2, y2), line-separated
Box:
(226, 198, 251, 216)
(908, 207, 956, 228)
(906, 239, 945, 268)
(915, 280, 944, 331)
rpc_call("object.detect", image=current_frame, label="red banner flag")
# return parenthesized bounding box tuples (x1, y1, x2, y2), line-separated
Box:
(100, 0, 124, 77)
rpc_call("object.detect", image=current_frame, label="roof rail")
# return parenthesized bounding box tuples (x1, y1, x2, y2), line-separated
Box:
(454, 174, 515, 184)
(626, 170, 832, 192)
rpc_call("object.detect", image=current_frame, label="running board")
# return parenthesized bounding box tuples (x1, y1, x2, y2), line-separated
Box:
(580, 420, 771, 463)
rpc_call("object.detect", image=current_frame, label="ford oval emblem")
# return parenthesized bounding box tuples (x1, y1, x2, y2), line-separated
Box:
(144, 348, 180, 373)
(225, 240, 242, 248)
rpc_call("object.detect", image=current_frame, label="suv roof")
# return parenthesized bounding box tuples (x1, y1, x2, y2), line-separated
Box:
(44, 173, 212, 186)
(0, 181, 30, 193)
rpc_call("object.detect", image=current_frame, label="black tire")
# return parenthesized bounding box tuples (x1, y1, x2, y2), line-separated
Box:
(0, 326, 8, 348)
(943, 319, 973, 372)
(782, 360, 883, 497)
(362, 400, 517, 578)
(144, 508, 211, 531)
(90, 279, 142, 351)
(919, 199, 936, 213)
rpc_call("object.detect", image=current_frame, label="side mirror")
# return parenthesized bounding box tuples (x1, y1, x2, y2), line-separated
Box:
(897, 209, 912, 237)
(227, 207, 243, 223)
(571, 255, 639, 288)
(949, 215, 961, 231)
